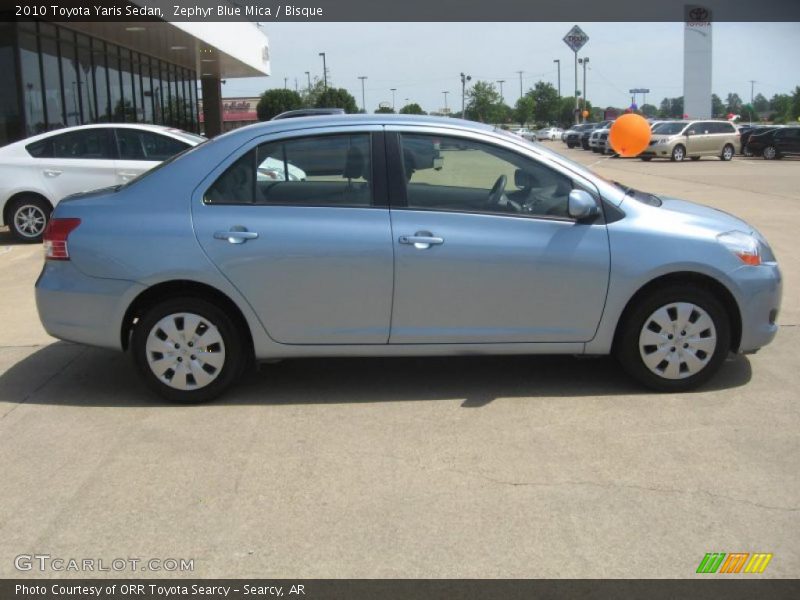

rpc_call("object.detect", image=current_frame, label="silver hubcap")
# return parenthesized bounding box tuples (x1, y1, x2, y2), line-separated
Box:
(639, 302, 717, 380)
(674, 147, 684, 161)
(723, 146, 733, 160)
(764, 147, 776, 159)
(145, 312, 226, 391)
(14, 205, 46, 237)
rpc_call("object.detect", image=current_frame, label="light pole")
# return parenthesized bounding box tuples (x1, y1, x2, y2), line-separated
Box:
(497, 80, 505, 103)
(284, 77, 288, 89)
(553, 59, 561, 97)
(573, 51, 579, 125)
(460, 72, 471, 119)
(358, 76, 367, 112)
(304, 71, 311, 91)
(318, 52, 327, 89)
(578, 57, 589, 121)
(516, 70, 523, 99)
(390, 88, 397, 111)
(442, 91, 449, 115)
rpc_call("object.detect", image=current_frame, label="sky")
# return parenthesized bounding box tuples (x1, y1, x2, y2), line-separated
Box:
(219, 22, 800, 112)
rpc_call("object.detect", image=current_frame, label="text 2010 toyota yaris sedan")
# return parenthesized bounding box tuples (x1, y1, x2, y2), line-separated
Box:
(35, 115, 781, 402)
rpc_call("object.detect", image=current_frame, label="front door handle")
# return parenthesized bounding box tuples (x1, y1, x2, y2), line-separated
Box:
(43, 169, 62, 177)
(398, 231, 444, 249)
(213, 227, 259, 244)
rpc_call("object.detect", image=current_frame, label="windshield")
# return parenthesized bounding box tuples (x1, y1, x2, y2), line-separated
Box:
(652, 122, 687, 135)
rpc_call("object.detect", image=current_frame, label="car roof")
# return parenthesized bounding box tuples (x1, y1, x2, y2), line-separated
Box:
(216, 114, 497, 141)
(0, 123, 189, 151)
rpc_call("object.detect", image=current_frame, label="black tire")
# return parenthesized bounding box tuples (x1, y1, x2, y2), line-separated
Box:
(591, 147, 599, 153)
(670, 145, 686, 162)
(132, 297, 248, 402)
(615, 284, 731, 392)
(567, 143, 574, 149)
(8, 195, 52, 243)
(762, 145, 778, 160)
(720, 144, 734, 161)
(640, 156, 653, 161)
(690, 156, 701, 161)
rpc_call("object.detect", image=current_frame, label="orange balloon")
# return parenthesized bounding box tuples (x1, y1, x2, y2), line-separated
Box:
(582, 110, 589, 118)
(608, 113, 651, 157)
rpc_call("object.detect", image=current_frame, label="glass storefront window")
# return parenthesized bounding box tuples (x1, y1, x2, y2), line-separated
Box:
(18, 29, 44, 135)
(92, 39, 110, 122)
(59, 29, 81, 126)
(107, 44, 123, 122)
(140, 56, 154, 123)
(40, 34, 64, 130)
(119, 48, 135, 122)
(0, 22, 22, 145)
(76, 35, 95, 123)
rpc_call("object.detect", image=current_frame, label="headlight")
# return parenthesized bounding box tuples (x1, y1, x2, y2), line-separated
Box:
(717, 231, 761, 266)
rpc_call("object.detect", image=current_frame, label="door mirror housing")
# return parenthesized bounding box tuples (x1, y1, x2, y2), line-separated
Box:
(568, 189, 599, 221)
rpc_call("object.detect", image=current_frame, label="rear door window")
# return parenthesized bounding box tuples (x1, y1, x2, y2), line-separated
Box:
(49, 129, 114, 159)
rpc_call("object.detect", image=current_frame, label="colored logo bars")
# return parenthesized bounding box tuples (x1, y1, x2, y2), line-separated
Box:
(696, 552, 773, 574)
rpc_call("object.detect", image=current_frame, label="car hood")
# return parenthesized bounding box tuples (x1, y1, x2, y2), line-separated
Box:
(657, 196, 755, 234)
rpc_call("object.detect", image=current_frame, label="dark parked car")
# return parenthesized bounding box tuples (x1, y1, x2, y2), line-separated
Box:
(746, 127, 800, 160)
(739, 126, 777, 155)
(580, 123, 603, 150)
(564, 124, 594, 149)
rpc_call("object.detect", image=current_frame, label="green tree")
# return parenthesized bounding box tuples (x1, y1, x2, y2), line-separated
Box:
(789, 86, 800, 122)
(514, 95, 536, 127)
(300, 78, 326, 108)
(465, 80, 501, 122)
(399, 103, 426, 115)
(753, 93, 769, 113)
(711, 94, 724, 117)
(640, 103, 658, 118)
(725, 92, 743, 114)
(528, 81, 560, 124)
(256, 89, 303, 121)
(374, 106, 395, 114)
(315, 87, 359, 113)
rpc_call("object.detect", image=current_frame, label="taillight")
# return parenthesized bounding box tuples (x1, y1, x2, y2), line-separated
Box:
(43, 218, 81, 260)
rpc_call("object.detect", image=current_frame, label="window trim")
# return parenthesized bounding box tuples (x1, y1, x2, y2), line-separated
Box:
(201, 129, 388, 209)
(385, 129, 603, 224)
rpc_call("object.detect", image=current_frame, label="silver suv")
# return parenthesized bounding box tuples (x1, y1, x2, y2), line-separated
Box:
(640, 120, 741, 162)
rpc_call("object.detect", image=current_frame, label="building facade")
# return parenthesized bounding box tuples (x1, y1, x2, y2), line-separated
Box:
(0, 13, 269, 146)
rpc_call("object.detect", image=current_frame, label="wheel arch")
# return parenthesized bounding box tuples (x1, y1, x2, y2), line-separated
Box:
(2, 191, 53, 227)
(612, 271, 742, 353)
(120, 280, 255, 359)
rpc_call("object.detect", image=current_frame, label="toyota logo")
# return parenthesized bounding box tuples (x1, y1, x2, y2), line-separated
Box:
(689, 7, 709, 21)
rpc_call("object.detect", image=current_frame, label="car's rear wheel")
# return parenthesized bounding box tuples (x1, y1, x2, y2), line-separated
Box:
(762, 145, 778, 160)
(132, 297, 246, 402)
(743, 145, 753, 157)
(671, 145, 686, 162)
(9, 195, 51, 243)
(720, 144, 734, 161)
(640, 156, 653, 161)
(615, 285, 730, 392)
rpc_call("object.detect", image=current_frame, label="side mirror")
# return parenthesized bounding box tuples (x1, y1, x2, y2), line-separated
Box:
(568, 189, 600, 221)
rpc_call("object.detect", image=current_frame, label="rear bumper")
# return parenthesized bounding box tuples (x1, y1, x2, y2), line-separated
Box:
(732, 263, 782, 353)
(35, 261, 145, 350)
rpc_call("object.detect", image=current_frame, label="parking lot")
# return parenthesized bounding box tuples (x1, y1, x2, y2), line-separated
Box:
(0, 145, 798, 579)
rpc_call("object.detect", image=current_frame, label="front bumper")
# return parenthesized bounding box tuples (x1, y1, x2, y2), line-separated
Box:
(731, 262, 782, 353)
(36, 261, 145, 350)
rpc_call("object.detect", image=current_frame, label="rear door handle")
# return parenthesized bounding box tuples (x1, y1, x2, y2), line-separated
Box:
(399, 231, 444, 249)
(213, 227, 259, 244)
(43, 169, 62, 177)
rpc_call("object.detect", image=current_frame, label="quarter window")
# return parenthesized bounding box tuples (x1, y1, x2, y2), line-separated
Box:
(399, 134, 575, 219)
(205, 134, 372, 207)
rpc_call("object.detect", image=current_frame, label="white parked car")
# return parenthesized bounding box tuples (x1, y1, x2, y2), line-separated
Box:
(0, 124, 204, 242)
(511, 128, 536, 141)
(536, 127, 564, 141)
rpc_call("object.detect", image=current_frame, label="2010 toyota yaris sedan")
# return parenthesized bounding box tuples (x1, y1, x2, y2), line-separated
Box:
(35, 115, 782, 402)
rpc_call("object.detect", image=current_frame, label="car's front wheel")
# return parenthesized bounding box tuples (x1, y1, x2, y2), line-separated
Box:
(9, 195, 51, 243)
(615, 284, 731, 392)
(671, 145, 686, 162)
(762, 145, 778, 160)
(132, 297, 247, 402)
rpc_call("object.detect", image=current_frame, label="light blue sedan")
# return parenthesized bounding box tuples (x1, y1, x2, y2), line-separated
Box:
(35, 115, 782, 401)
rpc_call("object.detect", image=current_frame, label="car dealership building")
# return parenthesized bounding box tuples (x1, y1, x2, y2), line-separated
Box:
(0, 12, 270, 146)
